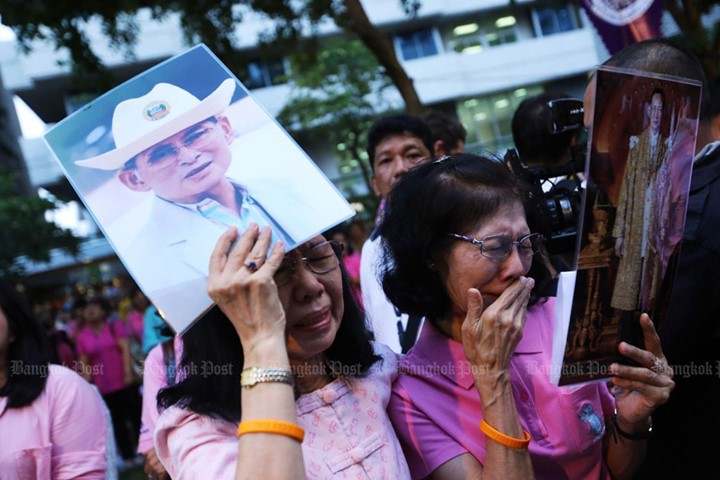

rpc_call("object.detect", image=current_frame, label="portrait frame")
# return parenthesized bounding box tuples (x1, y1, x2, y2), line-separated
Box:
(552, 65, 702, 385)
(44, 45, 355, 333)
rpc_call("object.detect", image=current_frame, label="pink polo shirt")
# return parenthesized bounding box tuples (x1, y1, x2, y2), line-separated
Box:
(75, 321, 128, 395)
(0, 365, 107, 479)
(138, 337, 183, 454)
(388, 297, 615, 479)
(154, 343, 410, 479)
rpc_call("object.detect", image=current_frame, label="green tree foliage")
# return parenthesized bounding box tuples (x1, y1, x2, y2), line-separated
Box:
(665, 1, 720, 78)
(0, 170, 80, 276)
(278, 38, 397, 216)
(2, 0, 424, 112)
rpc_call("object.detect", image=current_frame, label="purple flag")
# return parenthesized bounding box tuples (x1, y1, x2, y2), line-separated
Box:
(580, 0, 664, 54)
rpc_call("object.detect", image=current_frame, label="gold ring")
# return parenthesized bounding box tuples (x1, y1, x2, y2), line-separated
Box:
(244, 260, 258, 272)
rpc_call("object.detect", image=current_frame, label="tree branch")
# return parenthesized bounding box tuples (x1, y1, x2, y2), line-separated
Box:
(339, 0, 424, 115)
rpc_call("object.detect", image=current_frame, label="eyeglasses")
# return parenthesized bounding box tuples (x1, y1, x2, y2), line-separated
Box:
(447, 232, 544, 260)
(139, 122, 218, 169)
(274, 241, 343, 286)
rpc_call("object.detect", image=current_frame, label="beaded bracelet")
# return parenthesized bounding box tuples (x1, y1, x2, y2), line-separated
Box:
(480, 419, 531, 449)
(237, 419, 305, 442)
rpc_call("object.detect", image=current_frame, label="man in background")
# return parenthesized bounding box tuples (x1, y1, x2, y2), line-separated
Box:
(360, 114, 433, 353)
(512, 92, 581, 170)
(511, 92, 586, 272)
(421, 109, 467, 156)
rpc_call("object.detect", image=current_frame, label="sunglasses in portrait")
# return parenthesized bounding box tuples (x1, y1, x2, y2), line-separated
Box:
(139, 121, 221, 170)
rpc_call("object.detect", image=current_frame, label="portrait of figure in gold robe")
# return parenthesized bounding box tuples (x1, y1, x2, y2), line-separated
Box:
(560, 67, 700, 385)
(611, 87, 670, 313)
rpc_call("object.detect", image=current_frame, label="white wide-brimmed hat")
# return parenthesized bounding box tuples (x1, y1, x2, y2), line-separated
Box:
(75, 78, 236, 170)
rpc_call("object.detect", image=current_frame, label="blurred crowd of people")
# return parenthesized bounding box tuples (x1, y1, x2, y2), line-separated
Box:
(28, 280, 174, 473)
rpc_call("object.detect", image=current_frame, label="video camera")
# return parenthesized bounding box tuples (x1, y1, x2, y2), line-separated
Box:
(504, 98, 587, 259)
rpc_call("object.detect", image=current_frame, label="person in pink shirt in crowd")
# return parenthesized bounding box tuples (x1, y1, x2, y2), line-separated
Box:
(122, 287, 150, 382)
(155, 225, 410, 479)
(380, 154, 675, 479)
(0, 280, 107, 478)
(75, 296, 142, 466)
(138, 335, 181, 480)
(124, 288, 149, 346)
(65, 297, 87, 342)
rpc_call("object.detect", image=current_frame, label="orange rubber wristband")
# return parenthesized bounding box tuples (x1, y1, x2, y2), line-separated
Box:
(480, 419, 531, 449)
(237, 419, 305, 442)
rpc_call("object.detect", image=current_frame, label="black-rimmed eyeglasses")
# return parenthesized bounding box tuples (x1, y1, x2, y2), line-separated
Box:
(447, 232, 544, 260)
(274, 240, 343, 286)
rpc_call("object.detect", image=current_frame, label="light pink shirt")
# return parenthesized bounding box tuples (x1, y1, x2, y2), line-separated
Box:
(75, 321, 128, 395)
(389, 298, 616, 479)
(0, 364, 107, 479)
(155, 343, 410, 479)
(138, 337, 182, 454)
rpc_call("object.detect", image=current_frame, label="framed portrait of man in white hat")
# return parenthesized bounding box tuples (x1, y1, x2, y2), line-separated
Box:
(44, 45, 354, 333)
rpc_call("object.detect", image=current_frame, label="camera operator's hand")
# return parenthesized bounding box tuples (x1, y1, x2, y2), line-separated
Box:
(614, 237, 625, 257)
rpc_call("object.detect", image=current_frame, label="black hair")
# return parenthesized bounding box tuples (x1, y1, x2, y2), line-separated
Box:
(420, 110, 467, 154)
(512, 92, 578, 167)
(72, 296, 87, 312)
(158, 263, 380, 423)
(325, 225, 354, 255)
(602, 39, 710, 120)
(85, 296, 112, 316)
(650, 87, 665, 104)
(379, 153, 555, 324)
(0, 280, 51, 408)
(366, 114, 433, 171)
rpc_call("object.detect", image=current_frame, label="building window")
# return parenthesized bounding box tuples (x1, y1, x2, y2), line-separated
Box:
(447, 15, 518, 55)
(533, 5, 579, 36)
(457, 86, 543, 153)
(245, 58, 287, 89)
(396, 28, 439, 61)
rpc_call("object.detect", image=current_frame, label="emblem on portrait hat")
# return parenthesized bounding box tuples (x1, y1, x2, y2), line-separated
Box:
(143, 101, 171, 121)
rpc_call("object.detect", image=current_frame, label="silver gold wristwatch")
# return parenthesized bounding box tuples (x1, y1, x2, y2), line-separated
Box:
(241, 367, 293, 388)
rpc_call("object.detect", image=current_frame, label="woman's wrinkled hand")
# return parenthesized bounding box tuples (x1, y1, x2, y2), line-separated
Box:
(461, 277, 535, 383)
(609, 313, 675, 428)
(207, 224, 286, 348)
